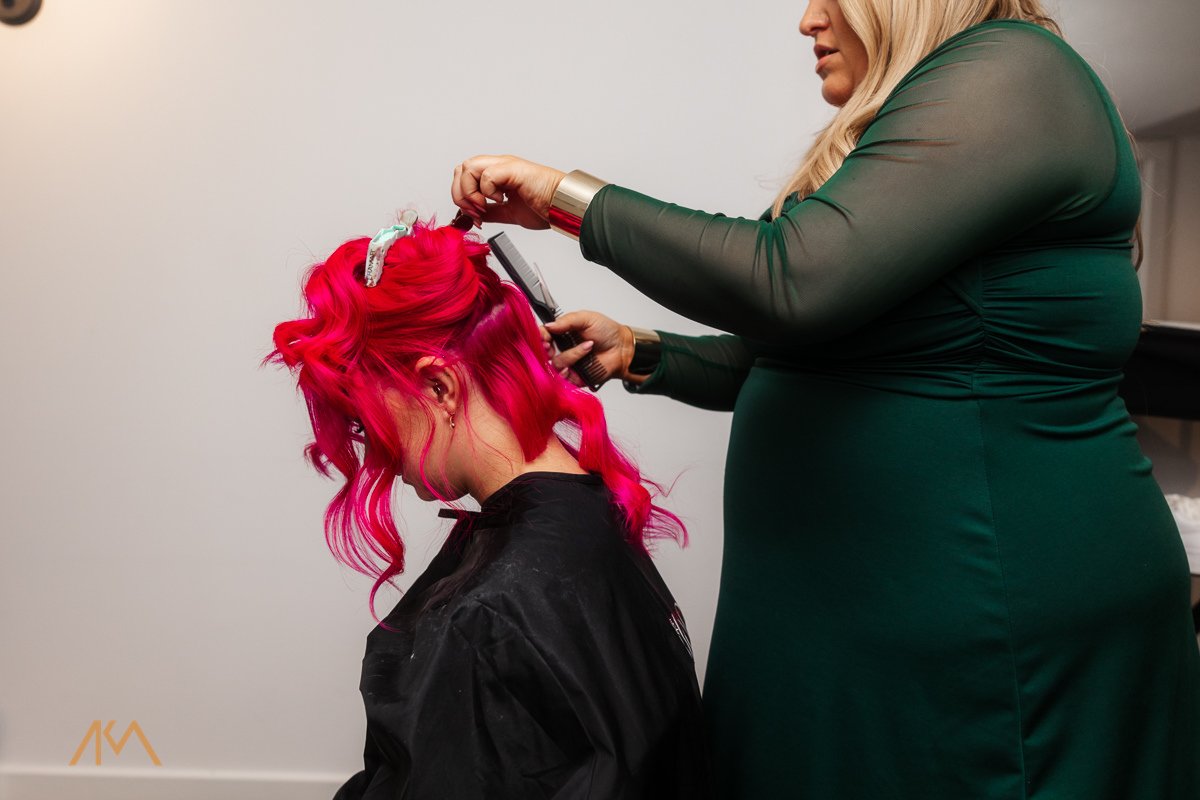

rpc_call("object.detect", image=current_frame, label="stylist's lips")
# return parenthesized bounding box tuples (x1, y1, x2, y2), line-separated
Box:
(815, 44, 838, 73)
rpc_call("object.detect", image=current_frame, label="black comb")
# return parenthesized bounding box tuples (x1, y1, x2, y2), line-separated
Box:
(487, 232, 608, 391)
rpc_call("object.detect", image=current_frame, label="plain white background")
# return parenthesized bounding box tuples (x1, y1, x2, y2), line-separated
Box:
(1, 0, 1197, 795)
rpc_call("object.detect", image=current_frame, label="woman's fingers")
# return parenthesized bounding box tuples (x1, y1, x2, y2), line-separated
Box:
(559, 366, 585, 388)
(451, 156, 494, 215)
(545, 312, 591, 336)
(477, 170, 506, 204)
(544, 311, 627, 387)
(546, 310, 633, 387)
(450, 165, 481, 227)
(450, 163, 467, 207)
(550, 340, 594, 371)
(450, 155, 563, 230)
(466, 156, 514, 210)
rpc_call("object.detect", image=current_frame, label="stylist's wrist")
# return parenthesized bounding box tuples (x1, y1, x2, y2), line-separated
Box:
(621, 326, 662, 387)
(524, 165, 565, 220)
(617, 325, 647, 385)
(500, 161, 563, 225)
(543, 171, 566, 219)
(549, 170, 608, 240)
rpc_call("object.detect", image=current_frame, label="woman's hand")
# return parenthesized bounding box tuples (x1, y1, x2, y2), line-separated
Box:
(541, 311, 636, 388)
(452, 155, 566, 230)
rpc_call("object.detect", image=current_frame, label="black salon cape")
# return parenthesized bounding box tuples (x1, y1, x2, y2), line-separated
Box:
(332, 472, 712, 800)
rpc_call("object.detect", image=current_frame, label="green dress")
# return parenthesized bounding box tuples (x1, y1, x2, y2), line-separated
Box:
(577, 20, 1200, 799)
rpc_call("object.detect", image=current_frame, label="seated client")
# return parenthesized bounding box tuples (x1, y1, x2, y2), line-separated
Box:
(271, 218, 711, 799)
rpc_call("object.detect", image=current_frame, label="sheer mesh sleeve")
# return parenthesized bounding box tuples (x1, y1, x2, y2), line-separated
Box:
(625, 331, 756, 412)
(580, 22, 1119, 344)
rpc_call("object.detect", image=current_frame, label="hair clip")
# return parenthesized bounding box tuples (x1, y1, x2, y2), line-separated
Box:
(364, 210, 420, 288)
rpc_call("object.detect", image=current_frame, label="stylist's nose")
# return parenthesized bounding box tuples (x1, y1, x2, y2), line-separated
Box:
(799, 2, 827, 36)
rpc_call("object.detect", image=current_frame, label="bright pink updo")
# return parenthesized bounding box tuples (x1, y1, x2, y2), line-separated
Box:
(271, 221, 685, 611)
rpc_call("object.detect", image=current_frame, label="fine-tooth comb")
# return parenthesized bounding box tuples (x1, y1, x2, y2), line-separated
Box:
(487, 232, 608, 391)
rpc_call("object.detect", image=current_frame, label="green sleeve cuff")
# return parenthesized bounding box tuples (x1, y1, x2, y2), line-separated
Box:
(623, 329, 674, 396)
(620, 331, 754, 412)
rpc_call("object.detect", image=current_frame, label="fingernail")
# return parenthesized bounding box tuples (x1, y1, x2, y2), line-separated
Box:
(581, 340, 594, 351)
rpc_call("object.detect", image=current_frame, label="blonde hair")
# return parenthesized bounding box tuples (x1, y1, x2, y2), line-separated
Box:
(772, 0, 1060, 216)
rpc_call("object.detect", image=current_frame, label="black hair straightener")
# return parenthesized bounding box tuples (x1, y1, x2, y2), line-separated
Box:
(486, 232, 608, 391)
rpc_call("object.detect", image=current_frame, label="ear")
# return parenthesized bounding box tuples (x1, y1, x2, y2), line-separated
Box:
(414, 356, 461, 417)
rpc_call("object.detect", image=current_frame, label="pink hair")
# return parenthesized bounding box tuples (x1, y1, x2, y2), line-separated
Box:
(270, 221, 685, 613)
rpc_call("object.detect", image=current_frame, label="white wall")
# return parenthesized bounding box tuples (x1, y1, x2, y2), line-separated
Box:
(1055, 0, 1200, 130)
(0, 1, 1193, 797)
(1139, 135, 1200, 323)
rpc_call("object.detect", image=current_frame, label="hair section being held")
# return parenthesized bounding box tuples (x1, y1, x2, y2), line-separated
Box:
(270, 220, 685, 615)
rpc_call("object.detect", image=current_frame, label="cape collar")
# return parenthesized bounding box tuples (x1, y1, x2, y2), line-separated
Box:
(437, 471, 603, 530)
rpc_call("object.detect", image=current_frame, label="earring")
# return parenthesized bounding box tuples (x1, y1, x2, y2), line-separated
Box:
(449, 414, 456, 429)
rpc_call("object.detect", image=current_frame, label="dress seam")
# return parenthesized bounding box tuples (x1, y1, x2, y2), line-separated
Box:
(970, 373, 1030, 799)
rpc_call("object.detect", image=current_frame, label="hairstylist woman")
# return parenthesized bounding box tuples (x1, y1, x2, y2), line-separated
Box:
(450, 1, 1200, 797)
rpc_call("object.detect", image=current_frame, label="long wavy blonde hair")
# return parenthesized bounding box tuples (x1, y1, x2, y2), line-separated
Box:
(772, 0, 1060, 216)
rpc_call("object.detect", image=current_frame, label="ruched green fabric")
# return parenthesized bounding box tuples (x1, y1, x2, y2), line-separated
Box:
(582, 20, 1199, 799)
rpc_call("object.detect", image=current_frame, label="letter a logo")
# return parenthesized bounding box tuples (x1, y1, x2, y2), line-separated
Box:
(69, 720, 162, 766)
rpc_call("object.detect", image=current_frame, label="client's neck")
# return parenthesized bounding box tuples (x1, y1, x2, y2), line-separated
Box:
(465, 423, 587, 505)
